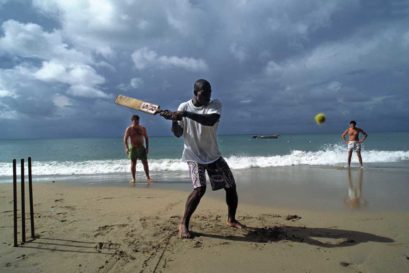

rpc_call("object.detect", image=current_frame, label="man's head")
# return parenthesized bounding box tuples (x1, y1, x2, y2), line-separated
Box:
(349, 120, 357, 128)
(131, 114, 140, 125)
(193, 79, 212, 106)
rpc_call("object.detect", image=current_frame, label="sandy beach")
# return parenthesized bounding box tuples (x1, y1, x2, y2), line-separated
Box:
(1, 177, 409, 273)
(1, 0, 409, 272)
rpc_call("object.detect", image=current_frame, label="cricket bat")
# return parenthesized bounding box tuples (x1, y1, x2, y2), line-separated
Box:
(115, 95, 162, 114)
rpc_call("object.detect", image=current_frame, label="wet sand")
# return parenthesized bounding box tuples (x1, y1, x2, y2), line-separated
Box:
(39, 165, 409, 211)
(101, 165, 409, 211)
(1, 173, 409, 273)
(230, 166, 409, 211)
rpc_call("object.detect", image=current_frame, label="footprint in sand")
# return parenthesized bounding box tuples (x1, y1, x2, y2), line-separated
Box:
(63, 205, 76, 210)
(285, 214, 302, 221)
(94, 224, 129, 237)
(95, 225, 116, 237)
(340, 261, 351, 267)
(16, 254, 27, 260)
(97, 197, 114, 201)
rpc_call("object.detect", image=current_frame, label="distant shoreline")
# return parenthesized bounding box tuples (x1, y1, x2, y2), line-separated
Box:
(2, 130, 409, 140)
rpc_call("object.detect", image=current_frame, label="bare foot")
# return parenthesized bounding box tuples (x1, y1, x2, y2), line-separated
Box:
(129, 179, 136, 184)
(227, 219, 245, 229)
(178, 224, 192, 239)
(147, 177, 153, 184)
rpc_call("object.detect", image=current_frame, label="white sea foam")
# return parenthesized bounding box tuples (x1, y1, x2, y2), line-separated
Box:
(1, 145, 408, 176)
(227, 146, 409, 169)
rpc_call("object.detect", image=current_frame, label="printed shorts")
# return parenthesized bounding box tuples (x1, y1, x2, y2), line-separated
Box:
(187, 157, 236, 191)
(128, 146, 147, 161)
(347, 141, 361, 152)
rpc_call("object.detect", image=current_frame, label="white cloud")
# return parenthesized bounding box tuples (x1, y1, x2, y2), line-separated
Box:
(0, 20, 91, 64)
(131, 47, 208, 72)
(0, 20, 107, 100)
(68, 65, 105, 86)
(131, 48, 157, 70)
(33, 60, 107, 98)
(0, 83, 18, 120)
(0, 89, 18, 98)
(167, 12, 188, 35)
(264, 25, 409, 87)
(67, 85, 109, 98)
(265, 60, 283, 77)
(34, 61, 67, 81)
(130, 77, 143, 88)
(33, 0, 119, 31)
(0, 106, 18, 120)
(53, 94, 72, 108)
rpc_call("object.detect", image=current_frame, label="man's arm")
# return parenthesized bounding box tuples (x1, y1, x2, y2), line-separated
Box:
(341, 129, 348, 143)
(359, 129, 368, 143)
(172, 121, 183, 138)
(123, 127, 130, 153)
(144, 127, 149, 153)
(159, 110, 184, 137)
(161, 110, 220, 126)
(182, 111, 220, 126)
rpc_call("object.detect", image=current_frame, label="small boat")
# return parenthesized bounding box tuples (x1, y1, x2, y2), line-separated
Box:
(252, 134, 279, 139)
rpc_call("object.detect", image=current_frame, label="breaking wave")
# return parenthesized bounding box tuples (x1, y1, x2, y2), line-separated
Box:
(1, 145, 408, 177)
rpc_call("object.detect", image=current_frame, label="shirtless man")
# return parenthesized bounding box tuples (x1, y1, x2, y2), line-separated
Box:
(341, 120, 368, 168)
(123, 115, 152, 183)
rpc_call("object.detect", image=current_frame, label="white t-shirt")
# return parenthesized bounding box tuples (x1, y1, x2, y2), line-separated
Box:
(177, 99, 222, 164)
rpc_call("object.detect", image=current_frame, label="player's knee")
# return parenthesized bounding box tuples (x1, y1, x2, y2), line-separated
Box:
(195, 186, 206, 197)
(225, 185, 236, 193)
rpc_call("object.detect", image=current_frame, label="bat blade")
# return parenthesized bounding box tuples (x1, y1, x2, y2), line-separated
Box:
(115, 95, 160, 114)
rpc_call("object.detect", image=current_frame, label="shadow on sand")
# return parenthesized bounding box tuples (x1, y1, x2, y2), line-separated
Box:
(18, 237, 119, 254)
(195, 225, 394, 248)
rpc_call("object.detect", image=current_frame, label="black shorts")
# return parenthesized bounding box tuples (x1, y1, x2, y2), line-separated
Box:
(187, 157, 236, 191)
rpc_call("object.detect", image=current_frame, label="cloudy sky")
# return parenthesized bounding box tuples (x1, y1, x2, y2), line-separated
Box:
(0, 0, 408, 139)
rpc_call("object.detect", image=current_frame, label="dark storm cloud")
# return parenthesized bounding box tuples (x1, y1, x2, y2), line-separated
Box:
(0, 0, 408, 139)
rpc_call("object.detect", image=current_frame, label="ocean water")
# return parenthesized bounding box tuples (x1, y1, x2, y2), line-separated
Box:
(0, 132, 409, 183)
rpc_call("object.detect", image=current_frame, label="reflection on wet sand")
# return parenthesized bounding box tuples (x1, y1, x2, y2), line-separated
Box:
(345, 168, 367, 209)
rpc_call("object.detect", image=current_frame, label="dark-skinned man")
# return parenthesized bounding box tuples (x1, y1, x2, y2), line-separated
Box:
(160, 79, 244, 239)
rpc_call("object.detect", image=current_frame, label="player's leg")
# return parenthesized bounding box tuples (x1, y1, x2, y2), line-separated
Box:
(356, 151, 363, 167)
(210, 158, 244, 228)
(179, 186, 206, 239)
(347, 150, 353, 167)
(225, 186, 244, 228)
(141, 159, 151, 182)
(179, 162, 207, 238)
(130, 159, 136, 183)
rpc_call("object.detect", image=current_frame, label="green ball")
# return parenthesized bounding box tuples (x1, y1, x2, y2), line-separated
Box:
(314, 113, 326, 125)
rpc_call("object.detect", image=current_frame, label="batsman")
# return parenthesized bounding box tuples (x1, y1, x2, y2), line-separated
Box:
(160, 79, 244, 239)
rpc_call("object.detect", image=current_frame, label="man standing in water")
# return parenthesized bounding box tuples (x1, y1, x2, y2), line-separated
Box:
(341, 120, 368, 168)
(160, 79, 243, 239)
(123, 114, 152, 183)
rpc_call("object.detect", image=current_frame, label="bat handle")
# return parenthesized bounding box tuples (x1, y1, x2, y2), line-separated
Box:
(154, 109, 167, 115)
